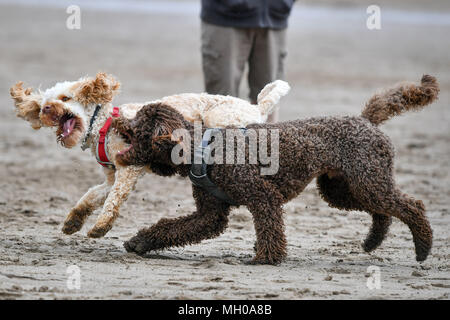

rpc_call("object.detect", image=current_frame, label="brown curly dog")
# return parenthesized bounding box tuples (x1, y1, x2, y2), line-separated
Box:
(113, 75, 439, 265)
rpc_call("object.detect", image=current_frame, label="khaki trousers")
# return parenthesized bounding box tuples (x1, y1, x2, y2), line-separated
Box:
(201, 21, 287, 122)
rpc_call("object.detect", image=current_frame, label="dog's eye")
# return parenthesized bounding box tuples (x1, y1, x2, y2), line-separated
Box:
(61, 96, 71, 102)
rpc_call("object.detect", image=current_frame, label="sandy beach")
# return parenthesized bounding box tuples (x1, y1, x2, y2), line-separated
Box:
(0, 0, 449, 299)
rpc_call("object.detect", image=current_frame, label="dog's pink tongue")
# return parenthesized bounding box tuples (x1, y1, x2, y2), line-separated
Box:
(62, 118, 75, 137)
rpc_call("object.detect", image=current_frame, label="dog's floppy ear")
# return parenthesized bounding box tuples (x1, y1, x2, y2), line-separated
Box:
(148, 103, 186, 158)
(149, 134, 184, 177)
(10, 82, 43, 130)
(151, 134, 181, 156)
(114, 103, 186, 168)
(74, 72, 121, 106)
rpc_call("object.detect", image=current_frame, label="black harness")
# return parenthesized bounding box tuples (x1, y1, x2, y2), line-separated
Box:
(188, 128, 237, 205)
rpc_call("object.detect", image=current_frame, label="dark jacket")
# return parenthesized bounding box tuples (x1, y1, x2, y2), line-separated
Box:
(201, 0, 295, 30)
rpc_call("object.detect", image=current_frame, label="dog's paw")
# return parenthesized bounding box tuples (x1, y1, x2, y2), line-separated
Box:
(123, 237, 148, 255)
(62, 218, 84, 235)
(414, 237, 432, 262)
(87, 224, 111, 238)
(362, 239, 378, 253)
(246, 256, 282, 266)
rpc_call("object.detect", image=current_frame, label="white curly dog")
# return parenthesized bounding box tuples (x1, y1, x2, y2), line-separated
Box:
(10, 72, 290, 238)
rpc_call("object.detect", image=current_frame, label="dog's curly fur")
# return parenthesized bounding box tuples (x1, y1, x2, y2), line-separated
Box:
(10, 73, 289, 238)
(114, 75, 439, 264)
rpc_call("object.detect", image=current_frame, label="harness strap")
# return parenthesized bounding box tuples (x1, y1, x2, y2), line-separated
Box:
(189, 128, 237, 205)
(96, 107, 120, 168)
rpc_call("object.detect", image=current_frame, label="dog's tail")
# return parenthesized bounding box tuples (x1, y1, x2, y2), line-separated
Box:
(361, 75, 439, 126)
(256, 80, 291, 117)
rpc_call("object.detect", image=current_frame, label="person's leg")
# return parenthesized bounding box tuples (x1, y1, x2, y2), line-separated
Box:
(248, 28, 287, 123)
(201, 21, 253, 97)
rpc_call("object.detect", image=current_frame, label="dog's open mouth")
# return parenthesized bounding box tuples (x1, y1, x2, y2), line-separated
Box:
(111, 118, 135, 156)
(112, 119, 137, 166)
(117, 129, 134, 155)
(61, 115, 76, 138)
(56, 113, 83, 148)
(117, 145, 133, 156)
(119, 129, 132, 144)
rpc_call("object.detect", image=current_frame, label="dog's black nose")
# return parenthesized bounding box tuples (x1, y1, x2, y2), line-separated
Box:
(43, 105, 52, 114)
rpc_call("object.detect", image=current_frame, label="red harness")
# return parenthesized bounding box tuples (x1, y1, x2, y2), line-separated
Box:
(96, 107, 120, 168)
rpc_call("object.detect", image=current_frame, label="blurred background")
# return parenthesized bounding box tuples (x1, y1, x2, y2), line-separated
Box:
(1, 0, 449, 119)
(0, 0, 448, 299)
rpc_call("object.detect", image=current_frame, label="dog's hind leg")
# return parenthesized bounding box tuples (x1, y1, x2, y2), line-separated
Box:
(366, 191, 432, 261)
(124, 186, 231, 255)
(347, 174, 432, 261)
(317, 173, 392, 252)
(387, 192, 432, 261)
(362, 214, 392, 252)
(62, 168, 115, 235)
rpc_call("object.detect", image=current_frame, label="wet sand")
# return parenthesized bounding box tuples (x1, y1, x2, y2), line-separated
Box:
(0, 1, 449, 299)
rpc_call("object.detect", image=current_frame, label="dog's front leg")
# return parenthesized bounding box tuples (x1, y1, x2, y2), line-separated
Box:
(247, 201, 287, 265)
(124, 186, 231, 255)
(87, 165, 143, 238)
(227, 169, 287, 265)
(62, 168, 115, 235)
